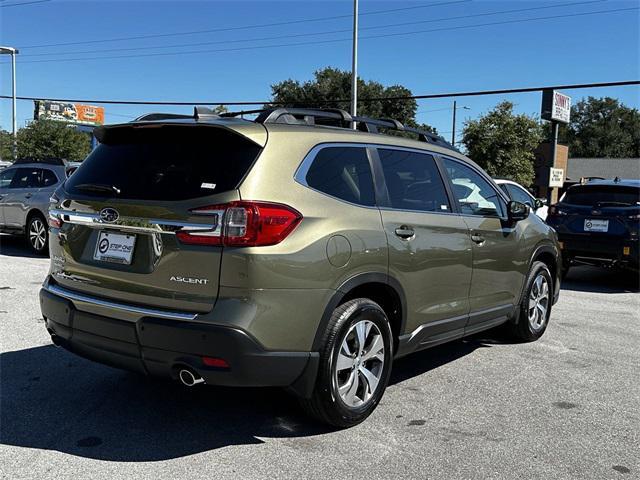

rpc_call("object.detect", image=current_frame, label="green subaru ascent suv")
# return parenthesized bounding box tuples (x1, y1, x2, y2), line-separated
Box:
(40, 107, 561, 427)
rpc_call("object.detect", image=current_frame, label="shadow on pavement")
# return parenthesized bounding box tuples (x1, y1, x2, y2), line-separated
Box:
(0, 233, 44, 259)
(561, 265, 639, 294)
(0, 338, 486, 461)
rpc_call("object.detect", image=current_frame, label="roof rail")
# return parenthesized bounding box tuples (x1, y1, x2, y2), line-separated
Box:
(224, 107, 456, 151)
(133, 112, 193, 122)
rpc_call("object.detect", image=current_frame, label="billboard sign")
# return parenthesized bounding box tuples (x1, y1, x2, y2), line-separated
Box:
(541, 90, 571, 124)
(549, 167, 565, 187)
(34, 100, 105, 126)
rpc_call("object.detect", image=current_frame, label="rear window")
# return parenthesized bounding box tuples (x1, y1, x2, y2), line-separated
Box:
(65, 125, 261, 200)
(562, 185, 640, 207)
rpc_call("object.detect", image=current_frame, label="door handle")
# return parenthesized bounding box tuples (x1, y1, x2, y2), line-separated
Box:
(24, 193, 32, 199)
(394, 226, 415, 239)
(471, 233, 485, 244)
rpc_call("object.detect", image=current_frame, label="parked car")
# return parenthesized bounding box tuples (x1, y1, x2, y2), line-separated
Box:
(495, 179, 548, 220)
(41, 107, 561, 427)
(547, 178, 639, 275)
(0, 158, 74, 254)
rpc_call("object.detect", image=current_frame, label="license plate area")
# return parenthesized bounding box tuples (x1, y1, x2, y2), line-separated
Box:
(93, 231, 136, 265)
(584, 219, 609, 232)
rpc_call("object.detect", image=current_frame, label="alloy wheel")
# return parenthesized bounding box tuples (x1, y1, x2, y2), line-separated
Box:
(333, 319, 385, 408)
(29, 218, 47, 252)
(528, 274, 550, 332)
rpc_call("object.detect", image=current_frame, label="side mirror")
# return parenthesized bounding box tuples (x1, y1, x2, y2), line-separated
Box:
(508, 200, 529, 222)
(534, 198, 547, 209)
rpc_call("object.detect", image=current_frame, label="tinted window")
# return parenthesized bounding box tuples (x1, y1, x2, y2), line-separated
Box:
(9, 168, 41, 189)
(442, 159, 505, 217)
(378, 149, 450, 212)
(41, 169, 59, 187)
(562, 185, 640, 206)
(0, 168, 16, 188)
(65, 126, 261, 200)
(505, 184, 534, 207)
(306, 147, 375, 206)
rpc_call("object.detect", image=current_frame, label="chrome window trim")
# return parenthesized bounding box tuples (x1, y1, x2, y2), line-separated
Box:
(44, 282, 198, 321)
(49, 208, 222, 236)
(294, 142, 458, 211)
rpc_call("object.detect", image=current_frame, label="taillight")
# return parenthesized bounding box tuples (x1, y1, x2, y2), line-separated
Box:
(178, 201, 302, 247)
(548, 205, 567, 216)
(48, 213, 62, 228)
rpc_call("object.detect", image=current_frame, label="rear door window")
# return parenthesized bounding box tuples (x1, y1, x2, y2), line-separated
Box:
(378, 148, 450, 212)
(9, 168, 41, 189)
(65, 125, 262, 200)
(305, 146, 375, 206)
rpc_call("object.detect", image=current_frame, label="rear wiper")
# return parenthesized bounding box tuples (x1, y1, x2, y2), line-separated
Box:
(74, 183, 121, 195)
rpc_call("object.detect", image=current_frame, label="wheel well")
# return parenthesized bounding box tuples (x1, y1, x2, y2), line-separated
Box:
(26, 208, 46, 224)
(535, 251, 557, 283)
(340, 282, 403, 350)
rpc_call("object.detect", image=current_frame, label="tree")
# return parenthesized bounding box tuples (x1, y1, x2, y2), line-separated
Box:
(564, 97, 640, 158)
(462, 101, 543, 186)
(268, 67, 436, 133)
(0, 129, 13, 161)
(16, 120, 91, 161)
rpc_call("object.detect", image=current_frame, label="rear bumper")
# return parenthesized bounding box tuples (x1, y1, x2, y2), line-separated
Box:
(557, 233, 639, 269)
(40, 286, 319, 394)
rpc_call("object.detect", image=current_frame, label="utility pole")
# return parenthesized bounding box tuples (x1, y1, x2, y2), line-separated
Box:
(0, 46, 19, 160)
(451, 100, 457, 145)
(350, 0, 358, 128)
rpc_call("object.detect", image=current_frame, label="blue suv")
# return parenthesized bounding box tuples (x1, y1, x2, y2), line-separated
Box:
(547, 178, 639, 275)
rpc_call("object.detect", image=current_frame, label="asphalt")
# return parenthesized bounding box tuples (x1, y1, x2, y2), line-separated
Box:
(1, 233, 639, 480)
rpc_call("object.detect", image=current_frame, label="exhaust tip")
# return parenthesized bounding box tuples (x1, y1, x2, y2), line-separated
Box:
(178, 368, 205, 387)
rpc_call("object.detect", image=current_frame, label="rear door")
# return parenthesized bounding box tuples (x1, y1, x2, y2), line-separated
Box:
(50, 124, 263, 313)
(440, 157, 524, 330)
(0, 168, 17, 225)
(3, 167, 41, 227)
(375, 147, 472, 341)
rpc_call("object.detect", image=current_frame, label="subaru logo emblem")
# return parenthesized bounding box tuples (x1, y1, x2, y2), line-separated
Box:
(100, 207, 119, 223)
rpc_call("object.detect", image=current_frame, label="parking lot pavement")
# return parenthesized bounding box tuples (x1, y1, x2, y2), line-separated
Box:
(1, 233, 639, 480)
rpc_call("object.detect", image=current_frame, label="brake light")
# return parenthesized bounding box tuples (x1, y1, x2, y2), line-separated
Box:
(178, 201, 302, 247)
(48, 213, 62, 228)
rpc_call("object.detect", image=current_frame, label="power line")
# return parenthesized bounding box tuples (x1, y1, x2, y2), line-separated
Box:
(16, 0, 470, 49)
(1, 81, 637, 106)
(4, 6, 637, 65)
(19, 1, 604, 58)
(0, 0, 50, 7)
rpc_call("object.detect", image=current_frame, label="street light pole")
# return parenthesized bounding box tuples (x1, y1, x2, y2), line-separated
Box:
(450, 102, 470, 145)
(0, 46, 19, 160)
(350, 0, 358, 128)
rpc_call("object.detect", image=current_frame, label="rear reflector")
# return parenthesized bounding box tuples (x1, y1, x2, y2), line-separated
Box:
(202, 356, 230, 368)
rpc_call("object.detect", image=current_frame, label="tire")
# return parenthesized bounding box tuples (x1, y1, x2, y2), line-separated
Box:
(26, 214, 49, 255)
(299, 298, 393, 428)
(509, 261, 553, 342)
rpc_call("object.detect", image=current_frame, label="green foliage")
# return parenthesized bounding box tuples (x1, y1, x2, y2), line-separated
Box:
(268, 67, 436, 134)
(564, 97, 640, 158)
(0, 129, 13, 161)
(16, 120, 91, 161)
(462, 102, 543, 186)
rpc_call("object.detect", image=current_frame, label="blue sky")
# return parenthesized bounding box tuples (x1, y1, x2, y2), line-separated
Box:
(1, 0, 639, 143)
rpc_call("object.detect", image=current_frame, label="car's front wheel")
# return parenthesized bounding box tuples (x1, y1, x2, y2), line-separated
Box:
(300, 298, 393, 428)
(26, 214, 49, 255)
(509, 261, 553, 341)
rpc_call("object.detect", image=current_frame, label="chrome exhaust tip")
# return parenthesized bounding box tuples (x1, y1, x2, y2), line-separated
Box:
(178, 368, 205, 387)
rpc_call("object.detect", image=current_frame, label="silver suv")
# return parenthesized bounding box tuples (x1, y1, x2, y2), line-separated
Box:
(0, 159, 73, 254)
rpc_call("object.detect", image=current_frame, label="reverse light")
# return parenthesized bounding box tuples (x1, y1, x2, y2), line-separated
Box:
(177, 201, 302, 247)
